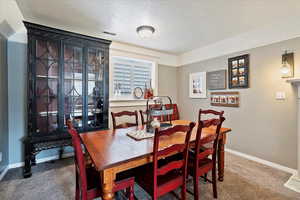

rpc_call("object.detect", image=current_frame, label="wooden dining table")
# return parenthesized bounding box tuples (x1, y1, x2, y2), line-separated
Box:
(80, 120, 231, 200)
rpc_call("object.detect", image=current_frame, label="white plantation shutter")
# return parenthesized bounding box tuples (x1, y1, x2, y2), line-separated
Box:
(112, 57, 153, 97)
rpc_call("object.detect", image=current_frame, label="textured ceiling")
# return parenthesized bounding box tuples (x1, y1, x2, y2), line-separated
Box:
(16, 0, 300, 54)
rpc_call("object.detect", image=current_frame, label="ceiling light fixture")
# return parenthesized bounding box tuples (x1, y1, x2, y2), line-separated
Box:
(136, 25, 155, 38)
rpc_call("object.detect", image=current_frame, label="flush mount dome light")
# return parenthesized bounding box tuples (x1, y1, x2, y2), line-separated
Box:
(136, 25, 155, 38)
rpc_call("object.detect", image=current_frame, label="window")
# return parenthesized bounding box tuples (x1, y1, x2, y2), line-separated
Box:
(112, 56, 155, 99)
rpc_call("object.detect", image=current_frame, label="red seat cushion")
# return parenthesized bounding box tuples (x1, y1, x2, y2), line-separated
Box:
(188, 152, 213, 176)
(135, 163, 184, 197)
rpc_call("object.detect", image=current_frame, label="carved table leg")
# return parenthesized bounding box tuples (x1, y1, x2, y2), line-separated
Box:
(218, 133, 226, 182)
(23, 141, 32, 178)
(102, 168, 116, 200)
(31, 154, 36, 166)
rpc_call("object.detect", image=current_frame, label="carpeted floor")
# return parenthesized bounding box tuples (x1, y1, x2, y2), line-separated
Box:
(0, 152, 299, 200)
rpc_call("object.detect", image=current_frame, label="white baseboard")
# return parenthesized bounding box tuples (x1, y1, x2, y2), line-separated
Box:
(8, 152, 74, 170)
(0, 166, 9, 181)
(225, 148, 297, 175)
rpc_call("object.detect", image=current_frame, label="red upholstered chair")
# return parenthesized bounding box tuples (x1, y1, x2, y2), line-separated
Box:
(188, 109, 225, 200)
(111, 111, 139, 129)
(198, 109, 223, 122)
(135, 122, 196, 200)
(198, 109, 224, 151)
(66, 120, 135, 200)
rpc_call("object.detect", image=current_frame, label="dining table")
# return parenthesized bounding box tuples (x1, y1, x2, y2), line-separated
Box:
(80, 120, 232, 200)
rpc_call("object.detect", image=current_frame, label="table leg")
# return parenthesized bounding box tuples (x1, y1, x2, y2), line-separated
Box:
(218, 133, 226, 182)
(102, 169, 116, 200)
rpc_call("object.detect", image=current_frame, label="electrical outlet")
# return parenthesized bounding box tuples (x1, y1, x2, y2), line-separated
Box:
(0, 152, 2, 162)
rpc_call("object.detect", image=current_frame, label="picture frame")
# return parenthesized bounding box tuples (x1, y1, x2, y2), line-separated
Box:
(228, 54, 249, 88)
(189, 72, 207, 98)
(207, 69, 227, 90)
(210, 91, 239, 107)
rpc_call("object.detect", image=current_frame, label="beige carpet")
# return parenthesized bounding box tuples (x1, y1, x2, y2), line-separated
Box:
(0, 152, 299, 200)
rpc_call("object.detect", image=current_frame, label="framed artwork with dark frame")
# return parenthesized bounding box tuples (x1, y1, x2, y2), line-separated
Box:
(228, 54, 249, 88)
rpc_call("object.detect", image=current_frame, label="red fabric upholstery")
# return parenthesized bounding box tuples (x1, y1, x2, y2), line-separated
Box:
(67, 120, 135, 200)
(188, 109, 225, 200)
(135, 123, 196, 200)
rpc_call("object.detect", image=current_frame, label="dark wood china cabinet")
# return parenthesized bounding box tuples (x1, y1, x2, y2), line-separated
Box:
(23, 22, 111, 178)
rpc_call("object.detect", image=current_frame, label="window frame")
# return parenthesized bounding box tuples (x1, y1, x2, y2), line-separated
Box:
(110, 55, 158, 103)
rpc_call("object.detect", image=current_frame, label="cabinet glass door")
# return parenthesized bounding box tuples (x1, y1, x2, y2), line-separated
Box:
(63, 44, 84, 129)
(86, 48, 105, 128)
(35, 39, 59, 134)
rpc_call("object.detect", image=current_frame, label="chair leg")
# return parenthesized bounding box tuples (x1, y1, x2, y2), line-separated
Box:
(181, 181, 186, 200)
(204, 173, 208, 182)
(75, 172, 80, 200)
(193, 175, 199, 200)
(212, 168, 218, 198)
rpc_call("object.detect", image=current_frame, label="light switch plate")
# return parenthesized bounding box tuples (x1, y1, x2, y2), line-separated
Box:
(276, 92, 286, 100)
(0, 152, 2, 162)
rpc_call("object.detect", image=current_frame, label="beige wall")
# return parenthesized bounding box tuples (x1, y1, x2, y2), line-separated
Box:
(109, 64, 178, 128)
(177, 37, 300, 169)
(158, 64, 178, 103)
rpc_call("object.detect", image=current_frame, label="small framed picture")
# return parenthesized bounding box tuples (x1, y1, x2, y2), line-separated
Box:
(232, 60, 238, 68)
(239, 76, 245, 85)
(232, 77, 238, 86)
(232, 69, 238, 76)
(189, 72, 207, 98)
(211, 92, 239, 107)
(228, 54, 249, 88)
(238, 68, 245, 75)
(239, 59, 245, 67)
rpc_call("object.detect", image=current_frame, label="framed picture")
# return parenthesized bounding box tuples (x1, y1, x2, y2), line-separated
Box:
(207, 69, 227, 90)
(210, 92, 239, 107)
(189, 72, 207, 98)
(228, 54, 249, 88)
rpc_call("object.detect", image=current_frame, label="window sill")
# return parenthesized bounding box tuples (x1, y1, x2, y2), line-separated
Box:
(109, 99, 148, 108)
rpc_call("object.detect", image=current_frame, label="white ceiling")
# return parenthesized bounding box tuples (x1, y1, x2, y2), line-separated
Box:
(16, 0, 300, 54)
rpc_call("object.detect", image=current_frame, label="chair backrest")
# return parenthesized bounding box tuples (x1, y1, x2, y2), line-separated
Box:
(152, 122, 195, 198)
(162, 104, 180, 121)
(111, 111, 139, 129)
(139, 110, 148, 125)
(198, 109, 224, 121)
(194, 109, 225, 166)
(67, 120, 88, 200)
(141, 104, 180, 125)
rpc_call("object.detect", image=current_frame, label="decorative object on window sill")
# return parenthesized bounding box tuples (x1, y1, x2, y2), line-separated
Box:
(207, 69, 227, 90)
(114, 81, 122, 96)
(146, 96, 173, 133)
(144, 79, 154, 99)
(280, 51, 294, 78)
(210, 92, 239, 107)
(136, 25, 155, 38)
(228, 54, 249, 88)
(133, 87, 144, 99)
(189, 72, 207, 98)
